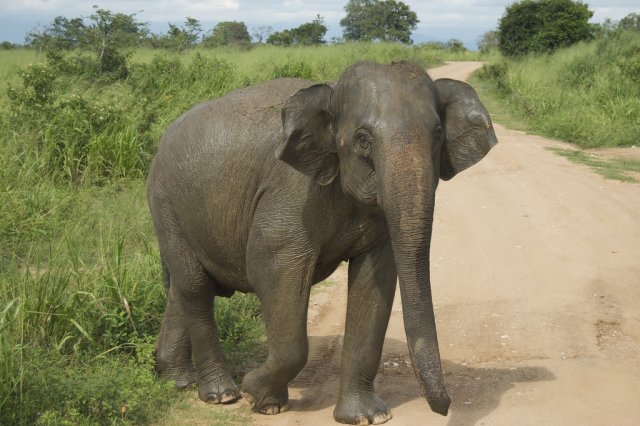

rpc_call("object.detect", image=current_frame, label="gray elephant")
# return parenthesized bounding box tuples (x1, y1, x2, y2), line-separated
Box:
(147, 60, 497, 425)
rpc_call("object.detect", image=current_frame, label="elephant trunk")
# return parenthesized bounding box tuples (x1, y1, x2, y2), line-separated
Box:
(377, 137, 451, 416)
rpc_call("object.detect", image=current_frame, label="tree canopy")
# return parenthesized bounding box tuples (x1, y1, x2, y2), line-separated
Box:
(619, 13, 640, 32)
(25, 7, 147, 54)
(340, 0, 419, 44)
(267, 15, 327, 46)
(203, 21, 251, 47)
(478, 30, 499, 53)
(498, 0, 594, 56)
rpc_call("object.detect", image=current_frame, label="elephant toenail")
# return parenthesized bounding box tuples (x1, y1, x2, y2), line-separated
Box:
(240, 391, 255, 405)
(261, 405, 280, 415)
(221, 391, 238, 403)
(372, 410, 392, 424)
(354, 415, 370, 425)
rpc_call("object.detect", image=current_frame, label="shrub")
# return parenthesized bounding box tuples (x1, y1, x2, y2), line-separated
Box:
(477, 62, 511, 94)
(7, 51, 158, 183)
(4, 343, 177, 425)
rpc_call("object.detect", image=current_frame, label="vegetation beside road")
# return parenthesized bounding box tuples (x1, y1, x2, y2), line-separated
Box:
(0, 42, 453, 425)
(547, 148, 640, 183)
(473, 29, 640, 149)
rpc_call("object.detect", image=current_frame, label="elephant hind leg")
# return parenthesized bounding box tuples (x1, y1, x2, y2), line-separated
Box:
(152, 210, 239, 403)
(169, 251, 238, 404)
(154, 279, 197, 389)
(155, 254, 199, 388)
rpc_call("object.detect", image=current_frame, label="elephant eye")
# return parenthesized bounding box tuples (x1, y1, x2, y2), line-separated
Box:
(435, 125, 444, 142)
(354, 129, 372, 156)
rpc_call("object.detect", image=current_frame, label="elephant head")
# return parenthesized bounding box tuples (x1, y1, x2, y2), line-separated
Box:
(275, 61, 497, 415)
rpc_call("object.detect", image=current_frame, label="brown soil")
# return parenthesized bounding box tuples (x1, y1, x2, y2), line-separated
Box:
(254, 62, 640, 426)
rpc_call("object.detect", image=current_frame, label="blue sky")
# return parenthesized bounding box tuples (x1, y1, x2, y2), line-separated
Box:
(0, 1, 637, 49)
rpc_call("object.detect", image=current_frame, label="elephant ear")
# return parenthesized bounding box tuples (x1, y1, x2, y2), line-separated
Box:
(435, 78, 498, 181)
(276, 84, 338, 186)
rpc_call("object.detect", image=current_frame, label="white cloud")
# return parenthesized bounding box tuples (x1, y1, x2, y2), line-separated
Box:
(0, 0, 241, 18)
(0, 0, 638, 45)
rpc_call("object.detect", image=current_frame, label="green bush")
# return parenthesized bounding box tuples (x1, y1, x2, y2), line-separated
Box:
(7, 62, 57, 108)
(4, 343, 177, 425)
(477, 62, 511, 94)
(7, 60, 146, 183)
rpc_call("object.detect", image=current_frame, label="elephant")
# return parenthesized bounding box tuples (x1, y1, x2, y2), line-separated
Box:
(146, 60, 497, 425)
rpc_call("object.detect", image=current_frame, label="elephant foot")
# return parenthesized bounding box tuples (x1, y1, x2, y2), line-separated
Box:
(334, 393, 392, 425)
(241, 370, 289, 414)
(198, 374, 240, 404)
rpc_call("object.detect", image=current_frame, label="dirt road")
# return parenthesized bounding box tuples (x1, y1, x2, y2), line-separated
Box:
(251, 62, 640, 426)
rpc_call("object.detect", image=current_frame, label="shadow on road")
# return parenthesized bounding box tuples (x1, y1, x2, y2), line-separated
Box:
(441, 360, 556, 426)
(285, 335, 555, 425)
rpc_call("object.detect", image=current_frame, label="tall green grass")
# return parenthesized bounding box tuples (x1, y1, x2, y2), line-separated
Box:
(0, 42, 456, 424)
(475, 30, 640, 148)
(133, 42, 457, 82)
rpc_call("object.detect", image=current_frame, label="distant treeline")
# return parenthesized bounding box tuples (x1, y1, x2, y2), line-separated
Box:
(3, 1, 423, 51)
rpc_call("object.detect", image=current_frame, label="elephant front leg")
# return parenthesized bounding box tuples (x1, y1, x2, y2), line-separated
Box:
(242, 242, 314, 414)
(334, 241, 397, 425)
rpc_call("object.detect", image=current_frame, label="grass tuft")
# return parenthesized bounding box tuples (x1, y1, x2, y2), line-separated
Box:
(547, 148, 640, 183)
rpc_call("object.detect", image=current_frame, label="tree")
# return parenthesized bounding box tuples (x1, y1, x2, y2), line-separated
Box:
(25, 16, 86, 54)
(498, 0, 594, 57)
(47, 16, 86, 49)
(619, 13, 640, 31)
(162, 17, 203, 50)
(340, 0, 419, 44)
(203, 21, 251, 47)
(267, 29, 294, 46)
(252, 26, 273, 43)
(292, 15, 327, 45)
(267, 16, 327, 46)
(478, 30, 498, 53)
(25, 24, 53, 56)
(594, 17, 618, 38)
(183, 17, 203, 45)
(445, 39, 466, 53)
(0, 41, 18, 49)
(86, 7, 148, 74)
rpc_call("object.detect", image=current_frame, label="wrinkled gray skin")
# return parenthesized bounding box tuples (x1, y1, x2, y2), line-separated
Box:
(147, 61, 497, 425)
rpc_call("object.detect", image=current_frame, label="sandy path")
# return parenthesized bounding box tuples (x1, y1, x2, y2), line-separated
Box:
(250, 62, 640, 426)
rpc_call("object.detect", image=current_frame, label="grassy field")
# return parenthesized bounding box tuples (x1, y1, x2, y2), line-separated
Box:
(472, 30, 640, 149)
(0, 42, 457, 425)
